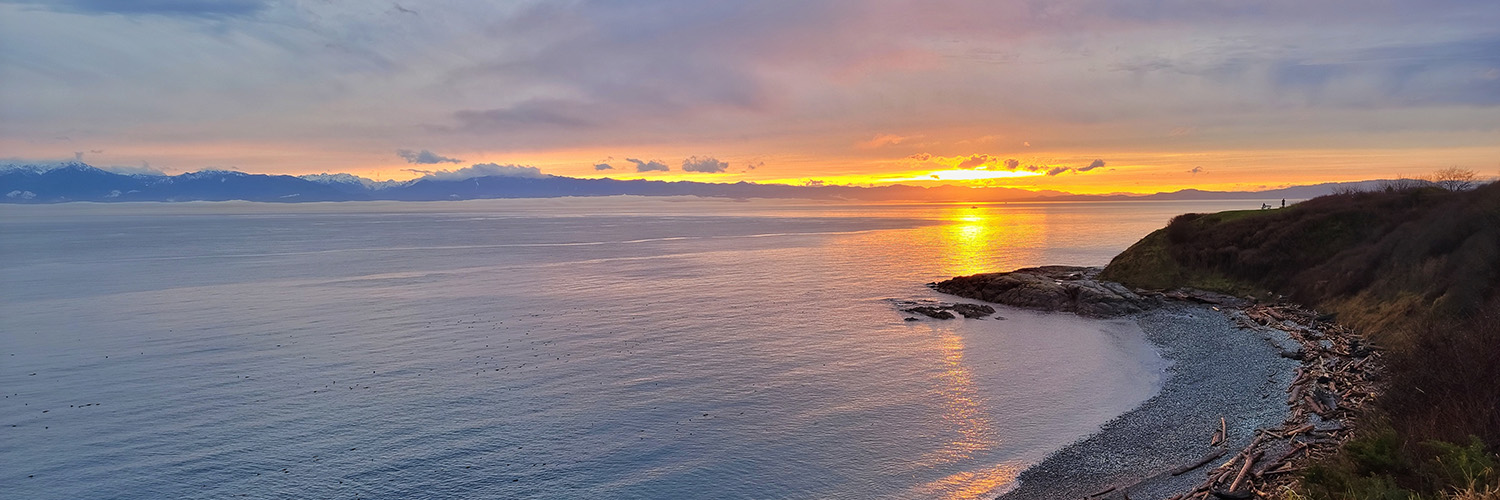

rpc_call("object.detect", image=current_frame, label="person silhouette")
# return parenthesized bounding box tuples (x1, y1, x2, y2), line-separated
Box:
(1281, 199, 1286, 208)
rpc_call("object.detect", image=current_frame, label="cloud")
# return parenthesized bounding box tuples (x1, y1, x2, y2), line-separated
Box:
(804, 179, 825, 187)
(626, 158, 669, 172)
(957, 154, 995, 169)
(418, 163, 544, 181)
(859, 134, 916, 149)
(4, 0, 1498, 177)
(98, 164, 166, 176)
(1003, 159, 1020, 170)
(1077, 159, 1106, 172)
(16, 0, 271, 18)
(451, 99, 604, 132)
(401, 168, 433, 176)
(1264, 36, 1500, 106)
(397, 149, 462, 164)
(593, 156, 615, 170)
(1035, 159, 1106, 176)
(681, 156, 728, 173)
(906, 153, 933, 161)
(1189, 166, 1205, 174)
(745, 161, 763, 171)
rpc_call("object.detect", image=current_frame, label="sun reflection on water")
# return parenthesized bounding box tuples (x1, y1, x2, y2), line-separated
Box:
(906, 321, 1020, 500)
(921, 327, 994, 464)
(913, 461, 1024, 500)
(895, 204, 1055, 499)
(938, 205, 1046, 277)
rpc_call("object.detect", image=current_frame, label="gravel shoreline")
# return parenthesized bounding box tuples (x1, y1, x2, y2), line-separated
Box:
(1000, 303, 1302, 500)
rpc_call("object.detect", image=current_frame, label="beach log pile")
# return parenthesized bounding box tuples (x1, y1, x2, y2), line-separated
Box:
(1166, 303, 1382, 500)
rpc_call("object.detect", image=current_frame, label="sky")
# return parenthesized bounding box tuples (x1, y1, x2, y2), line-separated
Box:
(1, 0, 1497, 194)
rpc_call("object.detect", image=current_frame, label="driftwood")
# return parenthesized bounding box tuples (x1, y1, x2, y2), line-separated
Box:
(1170, 302, 1383, 499)
(1211, 417, 1226, 447)
(1229, 450, 1262, 492)
(1173, 449, 1230, 476)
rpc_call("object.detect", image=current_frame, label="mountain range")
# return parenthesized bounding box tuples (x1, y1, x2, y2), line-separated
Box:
(0, 161, 1404, 204)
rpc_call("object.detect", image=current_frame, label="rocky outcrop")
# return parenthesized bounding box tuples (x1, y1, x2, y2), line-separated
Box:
(949, 303, 997, 319)
(930, 266, 1156, 318)
(896, 301, 999, 320)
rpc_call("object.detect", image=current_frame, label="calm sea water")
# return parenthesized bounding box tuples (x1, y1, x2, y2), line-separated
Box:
(1, 197, 1264, 499)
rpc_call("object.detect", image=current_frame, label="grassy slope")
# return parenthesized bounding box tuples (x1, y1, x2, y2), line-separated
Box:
(1102, 183, 1499, 335)
(1099, 183, 1500, 498)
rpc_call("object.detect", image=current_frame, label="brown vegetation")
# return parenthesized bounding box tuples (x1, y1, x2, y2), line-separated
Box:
(1103, 181, 1499, 335)
(1100, 179, 1500, 499)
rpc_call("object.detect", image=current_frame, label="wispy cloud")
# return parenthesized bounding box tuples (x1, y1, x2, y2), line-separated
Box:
(957, 154, 997, 169)
(1077, 159, 1106, 172)
(98, 164, 166, 176)
(859, 134, 917, 149)
(397, 149, 462, 164)
(417, 163, 544, 181)
(1, 0, 1495, 183)
(8, 0, 270, 18)
(626, 158, 669, 172)
(681, 156, 728, 173)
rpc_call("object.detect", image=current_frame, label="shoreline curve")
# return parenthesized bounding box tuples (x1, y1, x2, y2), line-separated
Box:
(998, 303, 1301, 500)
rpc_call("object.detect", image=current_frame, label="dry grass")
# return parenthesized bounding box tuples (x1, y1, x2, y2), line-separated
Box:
(1446, 485, 1500, 500)
(1101, 181, 1500, 499)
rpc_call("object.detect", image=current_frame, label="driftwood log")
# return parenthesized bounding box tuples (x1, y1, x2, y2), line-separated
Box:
(1167, 302, 1381, 499)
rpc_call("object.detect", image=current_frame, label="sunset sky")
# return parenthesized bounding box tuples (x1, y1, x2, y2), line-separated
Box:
(1, 1, 1497, 194)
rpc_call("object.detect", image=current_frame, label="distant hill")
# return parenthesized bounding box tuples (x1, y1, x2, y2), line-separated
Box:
(1, 162, 351, 202)
(0, 161, 1409, 204)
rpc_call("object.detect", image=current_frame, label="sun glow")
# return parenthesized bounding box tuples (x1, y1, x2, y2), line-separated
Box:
(886, 169, 1045, 182)
(936, 206, 1048, 277)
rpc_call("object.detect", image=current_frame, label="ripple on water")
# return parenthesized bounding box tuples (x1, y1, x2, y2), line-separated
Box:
(0, 198, 1251, 499)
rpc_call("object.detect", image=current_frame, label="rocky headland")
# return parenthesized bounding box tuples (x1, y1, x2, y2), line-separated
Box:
(929, 265, 1246, 318)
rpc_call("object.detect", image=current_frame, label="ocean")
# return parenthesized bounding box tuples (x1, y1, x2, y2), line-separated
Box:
(1, 197, 1263, 499)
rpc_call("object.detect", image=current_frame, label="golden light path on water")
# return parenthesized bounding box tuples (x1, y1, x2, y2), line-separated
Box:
(909, 206, 1037, 499)
(908, 325, 1023, 500)
(939, 205, 1047, 278)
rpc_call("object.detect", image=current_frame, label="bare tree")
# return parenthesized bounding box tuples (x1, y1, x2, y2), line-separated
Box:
(1331, 184, 1364, 195)
(1379, 176, 1426, 192)
(1430, 167, 1477, 192)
